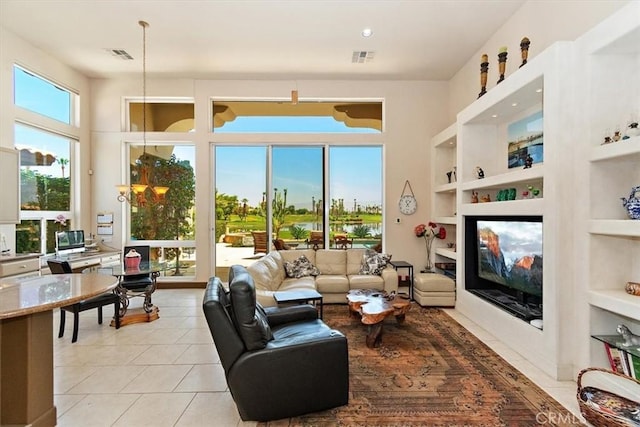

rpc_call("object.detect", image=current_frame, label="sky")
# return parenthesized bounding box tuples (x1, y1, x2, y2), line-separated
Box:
(216, 145, 382, 210)
(478, 220, 542, 268)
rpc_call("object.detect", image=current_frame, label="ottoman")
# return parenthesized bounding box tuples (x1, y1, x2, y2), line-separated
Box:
(413, 273, 456, 307)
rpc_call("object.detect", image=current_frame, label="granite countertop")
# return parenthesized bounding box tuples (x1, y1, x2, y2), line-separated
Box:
(0, 273, 119, 319)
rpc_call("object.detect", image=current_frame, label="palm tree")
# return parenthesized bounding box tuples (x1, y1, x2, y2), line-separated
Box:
(57, 158, 69, 178)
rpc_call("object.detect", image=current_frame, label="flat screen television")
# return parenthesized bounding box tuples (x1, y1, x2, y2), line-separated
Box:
(55, 230, 85, 256)
(464, 216, 542, 320)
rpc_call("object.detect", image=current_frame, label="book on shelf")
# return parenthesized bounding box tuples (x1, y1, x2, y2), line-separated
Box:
(604, 342, 626, 374)
(626, 352, 640, 380)
(603, 342, 640, 379)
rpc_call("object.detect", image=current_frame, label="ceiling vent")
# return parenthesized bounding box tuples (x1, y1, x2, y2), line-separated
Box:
(352, 51, 375, 64)
(105, 48, 134, 60)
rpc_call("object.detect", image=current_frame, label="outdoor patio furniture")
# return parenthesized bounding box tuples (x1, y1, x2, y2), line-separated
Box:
(272, 238, 291, 250)
(252, 231, 268, 254)
(306, 231, 324, 250)
(334, 235, 353, 249)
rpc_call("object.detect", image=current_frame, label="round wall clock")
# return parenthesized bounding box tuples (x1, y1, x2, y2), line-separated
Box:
(398, 180, 417, 215)
(399, 195, 417, 215)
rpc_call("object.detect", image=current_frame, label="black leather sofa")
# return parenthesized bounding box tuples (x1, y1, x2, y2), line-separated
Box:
(202, 265, 349, 422)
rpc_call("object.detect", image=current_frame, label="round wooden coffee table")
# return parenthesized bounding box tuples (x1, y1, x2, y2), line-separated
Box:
(346, 289, 411, 348)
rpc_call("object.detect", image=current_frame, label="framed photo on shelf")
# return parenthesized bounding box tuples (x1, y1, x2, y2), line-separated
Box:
(507, 111, 543, 169)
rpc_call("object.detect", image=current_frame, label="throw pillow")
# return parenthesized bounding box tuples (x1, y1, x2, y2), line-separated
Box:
(359, 250, 391, 275)
(284, 255, 320, 278)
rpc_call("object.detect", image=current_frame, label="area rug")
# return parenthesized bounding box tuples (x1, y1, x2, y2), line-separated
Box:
(260, 304, 582, 426)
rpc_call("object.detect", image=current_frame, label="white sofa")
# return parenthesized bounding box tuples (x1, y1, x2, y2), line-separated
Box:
(246, 248, 398, 307)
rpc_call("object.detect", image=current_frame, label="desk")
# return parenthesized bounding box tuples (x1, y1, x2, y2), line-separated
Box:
(84, 262, 165, 326)
(0, 253, 41, 279)
(44, 250, 120, 273)
(389, 260, 414, 300)
(0, 273, 118, 426)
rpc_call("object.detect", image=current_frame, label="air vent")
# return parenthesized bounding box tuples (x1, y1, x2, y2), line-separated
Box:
(105, 48, 134, 60)
(352, 51, 375, 64)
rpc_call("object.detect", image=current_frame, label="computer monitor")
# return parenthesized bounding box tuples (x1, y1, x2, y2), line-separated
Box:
(55, 230, 85, 256)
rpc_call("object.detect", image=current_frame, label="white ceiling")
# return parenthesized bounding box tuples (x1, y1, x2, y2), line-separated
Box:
(0, 0, 526, 81)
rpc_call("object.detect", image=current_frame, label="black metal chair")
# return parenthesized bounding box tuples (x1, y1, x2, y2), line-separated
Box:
(47, 259, 120, 343)
(121, 245, 155, 313)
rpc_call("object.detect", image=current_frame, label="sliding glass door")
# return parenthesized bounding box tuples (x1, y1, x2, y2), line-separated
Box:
(329, 146, 383, 249)
(213, 144, 382, 278)
(272, 146, 324, 244)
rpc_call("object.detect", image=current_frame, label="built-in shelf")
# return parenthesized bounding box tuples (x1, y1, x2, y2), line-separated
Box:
(432, 123, 457, 148)
(435, 183, 457, 193)
(590, 136, 640, 162)
(460, 166, 544, 191)
(589, 220, 640, 237)
(460, 198, 544, 216)
(434, 216, 456, 225)
(578, 1, 640, 376)
(431, 122, 458, 277)
(435, 248, 457, 260)
(589, 290, 640, 322)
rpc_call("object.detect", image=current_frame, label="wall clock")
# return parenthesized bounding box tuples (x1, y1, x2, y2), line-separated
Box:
(398, 180, 417, 215)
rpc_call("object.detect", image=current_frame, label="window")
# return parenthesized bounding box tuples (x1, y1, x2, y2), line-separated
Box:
(213, 101, 382, 133)
(13, 65, 78, 254)
(329, 146, 382, 245)
(214, 144, 383, 277)
(14, 65, 74, 124)
(127, 144, 196, 277)
(128, 101, 194, 132)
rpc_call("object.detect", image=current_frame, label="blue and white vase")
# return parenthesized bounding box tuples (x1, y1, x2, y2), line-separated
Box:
(621, 186, 640, 220)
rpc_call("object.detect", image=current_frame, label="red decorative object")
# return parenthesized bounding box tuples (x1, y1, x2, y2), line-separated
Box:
(124, 249, 141, 270)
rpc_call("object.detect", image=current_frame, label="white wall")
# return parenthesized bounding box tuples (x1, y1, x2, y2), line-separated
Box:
(448, 0, 630, 121)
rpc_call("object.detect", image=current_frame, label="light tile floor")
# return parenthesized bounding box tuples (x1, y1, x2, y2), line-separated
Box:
(53, 289, 585, 427)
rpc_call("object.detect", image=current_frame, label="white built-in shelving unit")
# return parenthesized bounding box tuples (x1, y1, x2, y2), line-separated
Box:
(430, 123, 458, 263)
(453, 40, 577, 380)
(572, 1, 640, 374)
(429, 1, 639, 381)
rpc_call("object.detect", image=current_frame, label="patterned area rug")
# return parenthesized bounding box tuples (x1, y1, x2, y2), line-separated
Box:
(260, 304, 582, 426)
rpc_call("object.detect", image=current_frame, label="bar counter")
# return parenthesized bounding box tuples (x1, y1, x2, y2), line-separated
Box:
(0, 273, 119, 426)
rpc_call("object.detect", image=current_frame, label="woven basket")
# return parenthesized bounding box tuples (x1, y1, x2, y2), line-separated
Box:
(577, 367, 640, 427)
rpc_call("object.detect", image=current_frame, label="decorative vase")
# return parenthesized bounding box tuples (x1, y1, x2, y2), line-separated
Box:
(621, 186, 640, 220)
(520, 37, 530, 68)
(478, 54, 489, 98)
(497, 47, 507, 84)
(424, 236, 434, 273)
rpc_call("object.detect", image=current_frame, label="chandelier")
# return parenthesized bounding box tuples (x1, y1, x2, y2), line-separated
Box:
(117, 20, 168, 205)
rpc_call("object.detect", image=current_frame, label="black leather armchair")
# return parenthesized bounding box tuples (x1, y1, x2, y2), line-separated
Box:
(202, 265, 349, 422)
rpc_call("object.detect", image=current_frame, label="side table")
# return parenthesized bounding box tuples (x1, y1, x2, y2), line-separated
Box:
(273, 289, 324, 319)
(389, 260, 414, 300)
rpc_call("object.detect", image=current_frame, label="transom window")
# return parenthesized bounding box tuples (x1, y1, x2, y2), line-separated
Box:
(212, 101, 382, 133)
